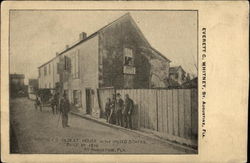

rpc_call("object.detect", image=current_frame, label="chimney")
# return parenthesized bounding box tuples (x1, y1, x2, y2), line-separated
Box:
(79, 32, 87, 41)
(65, 45, 69, 49)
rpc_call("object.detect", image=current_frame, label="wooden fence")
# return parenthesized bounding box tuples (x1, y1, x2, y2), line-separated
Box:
(97, 88, 198, 147)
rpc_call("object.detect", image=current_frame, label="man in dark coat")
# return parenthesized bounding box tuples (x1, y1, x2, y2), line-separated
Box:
(60, 93, 70, 128)
(109, 94, 116, 124)
(105, 98, 111, 123)
(115, 93, 124, 126)
(51, 93, 58, 115)
(123, 94, 134, 129)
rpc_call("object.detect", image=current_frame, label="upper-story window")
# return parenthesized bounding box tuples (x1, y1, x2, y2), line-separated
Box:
(123, 48, 136, 75)
(124, 48, 134, 66)
(38, 69, 41, 77)
(72, 50, 80, 79)
(49, 64, 51, 75)
(44, 66, 47, 76)
(64, 56, 71, 72)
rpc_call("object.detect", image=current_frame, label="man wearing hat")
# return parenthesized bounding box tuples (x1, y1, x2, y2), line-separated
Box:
(60, 92, 70, 128)
(116, 93, 124, 126)
(123, 94, 134, 129)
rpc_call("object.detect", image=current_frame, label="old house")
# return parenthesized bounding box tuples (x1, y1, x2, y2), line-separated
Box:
(38, 13, 171, 117)
(169, 66, 187, 85)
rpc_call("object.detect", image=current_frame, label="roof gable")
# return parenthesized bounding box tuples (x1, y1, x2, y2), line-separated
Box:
(170, 66, 185, 74)
(38, 12, 170, 68)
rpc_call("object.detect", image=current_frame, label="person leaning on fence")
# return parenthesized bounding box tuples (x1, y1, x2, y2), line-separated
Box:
(123, 94, 134, 129)
(116, 93, 124, 126)
(60, 93, 70, 128)
(105, 98, 111, 122)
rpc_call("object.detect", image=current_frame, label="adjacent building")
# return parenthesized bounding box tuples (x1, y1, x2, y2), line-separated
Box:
(10, 73, 27, 97)
(38, 13, 171, 116)
(169, 66, 187, 85)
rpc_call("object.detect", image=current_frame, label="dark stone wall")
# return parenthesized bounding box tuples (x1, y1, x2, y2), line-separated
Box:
(99, 17, 151, 89)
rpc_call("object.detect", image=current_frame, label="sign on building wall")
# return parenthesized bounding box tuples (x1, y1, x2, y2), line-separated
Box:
(123, 66, 136, 74)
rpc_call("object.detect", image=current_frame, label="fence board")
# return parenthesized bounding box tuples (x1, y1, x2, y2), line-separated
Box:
(163, 90, 168, 134)
(157, 90, 163, 132)
(133, 89, 139, 129)
(191, 89, 198, 140)
(160, 90, 167, 133)
(178, 89, 185, 138)
(153, 90, 157, 130)
(144, 90, 148, 129)
(148, 90, 153, 129)
(184, 89, 192, 139)
(140, 90, 145, 128)
(173, 90, 179, 136)
(167, 90, 174, 135)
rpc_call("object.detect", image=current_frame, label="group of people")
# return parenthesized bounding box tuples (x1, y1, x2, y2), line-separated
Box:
(105, 93, 134, 129)
(35, 91, 135, 129)
(35, 92, 70, 128)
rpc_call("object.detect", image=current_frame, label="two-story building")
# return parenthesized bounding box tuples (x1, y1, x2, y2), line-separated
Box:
(38, 13, 171, 117)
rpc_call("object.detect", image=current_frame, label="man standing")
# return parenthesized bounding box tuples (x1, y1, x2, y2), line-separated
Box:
(116, 93, 124, 126)
(109, 94, 116, 124)
(51, 93, 58, 115)
(60, 93, 70, 128)
(123, 94, 134, 129)
(35, 95, 42, 111)
(105, 98, 111, 123)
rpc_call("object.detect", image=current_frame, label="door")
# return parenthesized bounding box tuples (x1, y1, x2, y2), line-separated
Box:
(86, 89, 93, 114)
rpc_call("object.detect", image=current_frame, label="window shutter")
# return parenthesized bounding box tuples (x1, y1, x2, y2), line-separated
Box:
(68, 56, 72, 73)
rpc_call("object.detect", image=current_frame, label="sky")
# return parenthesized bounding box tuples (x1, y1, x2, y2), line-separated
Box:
(10, 10, 197, 83)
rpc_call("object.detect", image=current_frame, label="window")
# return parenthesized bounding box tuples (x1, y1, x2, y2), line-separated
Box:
(76, 52, 79, 78)
(72, 53, 75, 77)
(124, 48, 134, 66)
(56, 63, 59, 74)
(72, 50, 80, 79)
(44, 66, 47, 76)
(49, 64, 51, 75)
(52, 63, 54, 75)
(123, 48, 136, 74)
(64, 56, 71, 72)
(49, 83, 51, 88)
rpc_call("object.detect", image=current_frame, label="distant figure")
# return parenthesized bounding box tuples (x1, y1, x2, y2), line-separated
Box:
(116, 93, 124, 126)
(51, 92, 59, 115)
(105, 98, 111, 122)
(60, 93, 70, 128)
(123, 94, 134, 129)
(35, 95, 42, 112)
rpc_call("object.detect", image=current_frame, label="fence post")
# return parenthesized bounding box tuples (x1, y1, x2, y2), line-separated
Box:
(156, 90, 159, 131)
